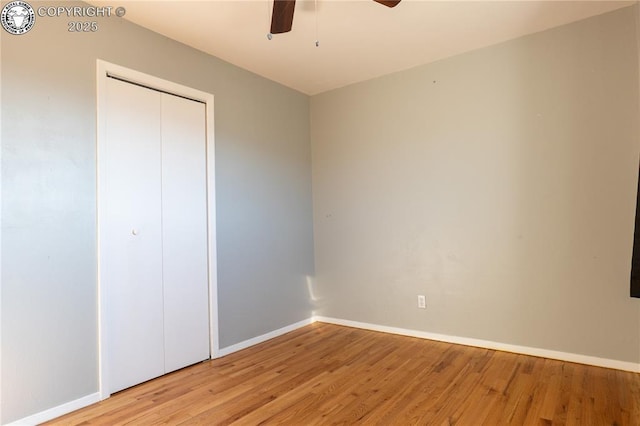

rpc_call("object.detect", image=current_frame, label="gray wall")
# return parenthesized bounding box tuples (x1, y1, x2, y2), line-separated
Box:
(1, 2, 314, 423)
(311, 6, 640, 364)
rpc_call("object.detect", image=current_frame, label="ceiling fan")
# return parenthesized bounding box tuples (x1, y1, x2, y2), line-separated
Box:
(270, 0, 401, 35)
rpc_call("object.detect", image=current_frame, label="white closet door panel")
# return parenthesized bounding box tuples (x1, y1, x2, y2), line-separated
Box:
(161, 94, 210, 372)
(104, 78, 165, 393)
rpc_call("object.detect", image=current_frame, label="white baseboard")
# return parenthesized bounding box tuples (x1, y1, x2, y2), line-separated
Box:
(313, 316, 640, 373)
(4, 319, 313, 425)
(6, 316, 637, 425)
(5, 392, 100, 426)
(215, 318, 314, 358)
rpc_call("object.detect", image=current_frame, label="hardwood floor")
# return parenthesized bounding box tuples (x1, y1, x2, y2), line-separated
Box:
(46, 323, 640, 425)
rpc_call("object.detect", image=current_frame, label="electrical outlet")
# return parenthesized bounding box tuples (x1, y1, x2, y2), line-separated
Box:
(417, 295, 426, 309)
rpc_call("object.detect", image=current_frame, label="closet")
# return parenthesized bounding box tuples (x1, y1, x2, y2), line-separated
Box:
(101, 76, 210, 394)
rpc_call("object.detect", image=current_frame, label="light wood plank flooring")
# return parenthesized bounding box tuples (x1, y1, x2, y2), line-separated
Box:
(46, 322, 640, 425)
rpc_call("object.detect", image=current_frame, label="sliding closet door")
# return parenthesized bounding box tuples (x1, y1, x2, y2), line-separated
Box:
(102, 76, 210, 394)
(103, 78, 165, 393)
(161, 94, 209, 372)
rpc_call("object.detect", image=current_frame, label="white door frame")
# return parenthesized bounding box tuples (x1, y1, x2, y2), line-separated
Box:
(96, 59, 219, 400)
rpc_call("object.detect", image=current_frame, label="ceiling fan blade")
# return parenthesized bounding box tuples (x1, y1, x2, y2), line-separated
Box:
(373, 0, 401, 7)
(271, 0, 296, 34)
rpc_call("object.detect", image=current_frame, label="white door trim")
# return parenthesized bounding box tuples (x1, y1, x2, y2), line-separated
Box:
(96, 59, 219, 400)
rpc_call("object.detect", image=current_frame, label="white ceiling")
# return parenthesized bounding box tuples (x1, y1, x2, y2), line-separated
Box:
(94, 0, 634, 95)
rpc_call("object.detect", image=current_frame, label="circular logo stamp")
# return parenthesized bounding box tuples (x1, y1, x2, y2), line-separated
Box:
(1, 1, 35, 35)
